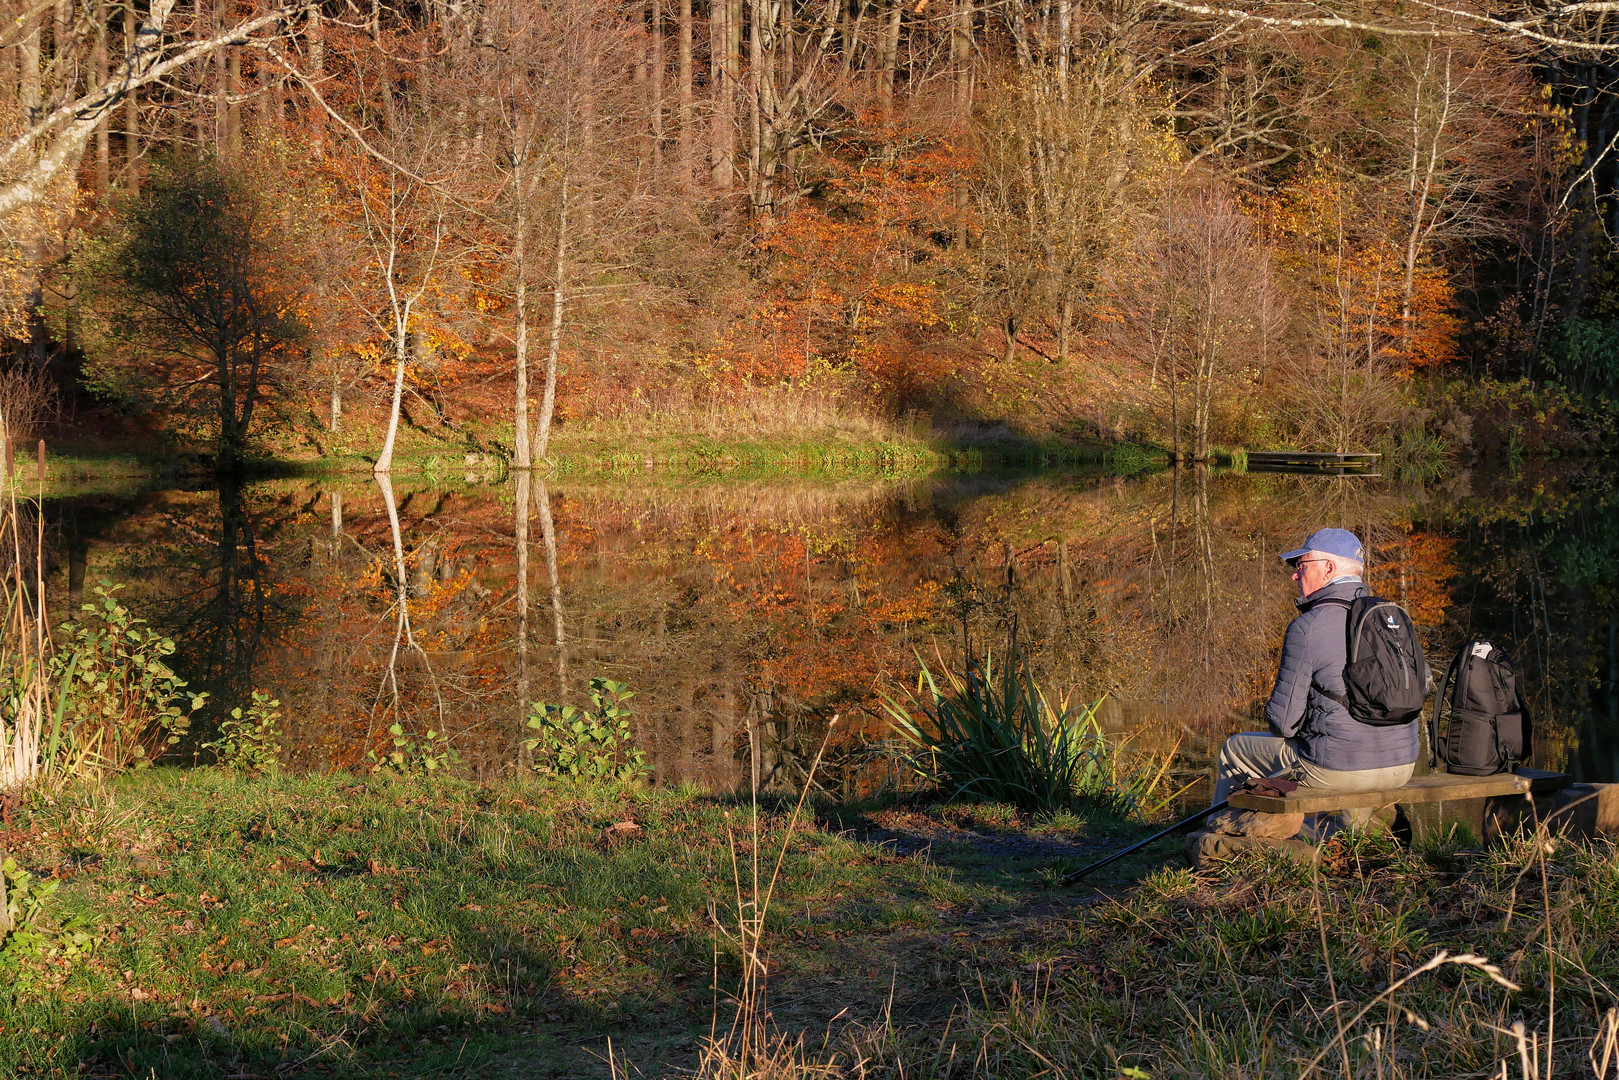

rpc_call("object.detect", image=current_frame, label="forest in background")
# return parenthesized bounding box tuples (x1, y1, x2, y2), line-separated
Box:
(5, 0, 1619, 467)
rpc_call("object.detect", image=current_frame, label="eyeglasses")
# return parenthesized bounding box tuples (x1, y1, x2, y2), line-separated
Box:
(1289, 559, 1330, 576)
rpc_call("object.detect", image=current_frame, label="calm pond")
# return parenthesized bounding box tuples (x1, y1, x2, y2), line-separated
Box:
(36, 460, 1619, 795)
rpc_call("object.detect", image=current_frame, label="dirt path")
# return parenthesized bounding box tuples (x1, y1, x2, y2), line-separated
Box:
(475, 810, 1177, 1079)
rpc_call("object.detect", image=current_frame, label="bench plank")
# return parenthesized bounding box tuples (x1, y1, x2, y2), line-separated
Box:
(1227, 769, 1570, 815)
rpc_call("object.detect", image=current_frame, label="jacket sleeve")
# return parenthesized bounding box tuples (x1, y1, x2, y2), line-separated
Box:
(1265, 616, 1312, 738)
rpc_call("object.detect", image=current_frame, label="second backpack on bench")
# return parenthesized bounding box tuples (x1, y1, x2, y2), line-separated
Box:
(1431, 640, 1532, 776)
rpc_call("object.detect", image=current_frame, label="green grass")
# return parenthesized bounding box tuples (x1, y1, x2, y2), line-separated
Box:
(37, 420, 1172, 486)
(880, 655, 1182, 817)
(110, 430, 977, 483)
(0, 769, 1037, 1078)
(8, 771, 1611, 1079)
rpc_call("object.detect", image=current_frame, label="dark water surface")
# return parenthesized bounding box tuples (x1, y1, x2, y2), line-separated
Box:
(38, 461, 1619, 791)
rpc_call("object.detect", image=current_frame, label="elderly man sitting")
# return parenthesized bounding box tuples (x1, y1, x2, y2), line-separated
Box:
(1213, 528, 1420, 830)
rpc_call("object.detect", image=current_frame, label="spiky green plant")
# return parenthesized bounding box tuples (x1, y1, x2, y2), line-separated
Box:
(879, 652, 1183, 817)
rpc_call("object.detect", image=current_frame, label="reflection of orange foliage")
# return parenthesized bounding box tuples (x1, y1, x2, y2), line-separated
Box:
(690, 516, 954, 712)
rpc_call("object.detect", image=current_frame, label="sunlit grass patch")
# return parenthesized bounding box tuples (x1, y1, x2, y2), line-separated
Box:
(0, 768, 1026, 1077)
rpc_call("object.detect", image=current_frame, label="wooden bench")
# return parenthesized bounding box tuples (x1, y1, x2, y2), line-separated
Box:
(1227, 767, 1572, 815)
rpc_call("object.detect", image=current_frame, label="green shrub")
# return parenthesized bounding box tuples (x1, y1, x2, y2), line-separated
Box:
(202, 690, 283, 774)
(524, 677, 650, 782)
(0, 858, 99, 974)
(51, 581, 206, 772)
(368, 723, 458, 774)
(1104, 442, 1166, 475)
(879, 654, 1182, 817)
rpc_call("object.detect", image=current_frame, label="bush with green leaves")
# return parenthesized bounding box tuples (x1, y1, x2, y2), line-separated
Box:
(368, 723, 458, 774)
(51, 581, 206, 772)
(202, 691, 282, 774)
(0, 858, 99, 974)
(525, 678, 650, 781)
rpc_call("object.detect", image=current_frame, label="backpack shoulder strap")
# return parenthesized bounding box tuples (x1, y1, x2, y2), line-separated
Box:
(1429, 646, 1466, 771)
(1307, 596, 1354, 709)
(1512, 657, 1533, 761)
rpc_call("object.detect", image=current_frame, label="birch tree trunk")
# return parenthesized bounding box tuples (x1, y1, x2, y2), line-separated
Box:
(954, 0, 971, 114)
(20, 14, 40, 123)
(512, 124, 532, 469)
(94, 9, 110, 191)
(652, 0, 665, 175)
(533, 176, 568, 464)
(374, 310, 412, 474)
(309, 1, 324, 153)
(710, 0, 734, 188)
(1056, 0, 1070, 91)
(877, 1, 902, 116)
(748, 0, 764, 205)
(227, 48, 242, 157)
(124, 0, 140, 194)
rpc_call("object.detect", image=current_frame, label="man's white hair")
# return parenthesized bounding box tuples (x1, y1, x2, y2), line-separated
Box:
(1312, 550, 1364, 577)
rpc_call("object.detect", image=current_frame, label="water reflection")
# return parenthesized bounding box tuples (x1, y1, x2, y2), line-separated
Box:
(39, 463, 1619, 789)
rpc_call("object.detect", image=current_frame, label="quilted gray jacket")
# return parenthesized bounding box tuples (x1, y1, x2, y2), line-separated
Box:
(1264, 577, 1421, 772)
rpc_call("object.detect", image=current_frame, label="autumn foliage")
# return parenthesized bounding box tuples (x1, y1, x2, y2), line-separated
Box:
(0, 0, 1602, 459)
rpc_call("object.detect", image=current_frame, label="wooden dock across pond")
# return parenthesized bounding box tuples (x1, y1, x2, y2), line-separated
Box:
(1245, 451, 1380, 469)
(1228, 768, 1572, 814)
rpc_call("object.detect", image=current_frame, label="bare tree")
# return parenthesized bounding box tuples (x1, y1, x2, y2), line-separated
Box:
(340, 133, 458, 475)
(1108, 180, 1284, 460)
(973, 60, 1171, 363)
(476, 0, 654, 466)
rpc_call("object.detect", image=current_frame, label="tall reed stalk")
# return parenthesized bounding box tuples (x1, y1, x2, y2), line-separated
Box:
(0, 413, 47, 793)
(684, 719, 839, 1080)
(0, 413, 49, 937)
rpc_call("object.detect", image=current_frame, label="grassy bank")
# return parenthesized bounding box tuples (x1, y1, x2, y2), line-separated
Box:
(30, 412, 1176, 487)
(0, 770, 1141, 1077)
(1, 770, 1613, 1078)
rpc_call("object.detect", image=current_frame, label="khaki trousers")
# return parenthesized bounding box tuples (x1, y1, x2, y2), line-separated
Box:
(1213, 732, 1415, 837)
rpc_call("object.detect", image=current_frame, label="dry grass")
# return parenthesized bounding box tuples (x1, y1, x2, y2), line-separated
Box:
(647, 819, 1619, 1079)
(571, 380, 912, 444)
(0, 410, 48, 793)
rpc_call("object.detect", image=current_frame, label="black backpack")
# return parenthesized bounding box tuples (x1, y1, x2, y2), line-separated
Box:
(1429, 640, 1532, 775)
(1315, 596, 1431, 727)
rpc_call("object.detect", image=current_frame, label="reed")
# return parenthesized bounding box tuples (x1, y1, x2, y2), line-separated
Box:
(0, 415, 48, 793)
(879, 653, 1183, 818)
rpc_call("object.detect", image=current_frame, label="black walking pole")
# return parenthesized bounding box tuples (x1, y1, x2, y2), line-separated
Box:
(1059, 800, 1229, 886)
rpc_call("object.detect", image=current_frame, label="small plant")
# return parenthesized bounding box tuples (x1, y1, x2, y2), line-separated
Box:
(525, 677, 650, 782)
(203, 690, 283, 774)
(369, 722, 458, 774)
(0, 858, 100, 970)
(52, 581, 206, 772)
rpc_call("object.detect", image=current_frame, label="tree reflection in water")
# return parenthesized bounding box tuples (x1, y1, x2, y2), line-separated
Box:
(32, 462, 1619, 789)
